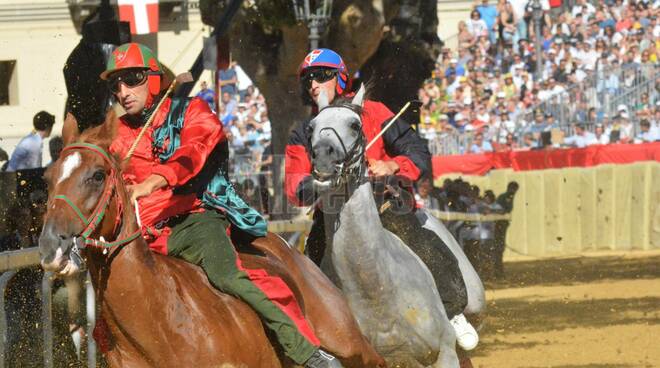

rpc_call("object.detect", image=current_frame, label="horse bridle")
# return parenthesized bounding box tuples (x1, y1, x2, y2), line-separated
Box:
(53, 143, 142, 265)
(313, 121, 366, 187)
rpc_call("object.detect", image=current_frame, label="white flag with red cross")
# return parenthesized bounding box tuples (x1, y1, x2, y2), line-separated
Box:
(118, 0, 159, 35)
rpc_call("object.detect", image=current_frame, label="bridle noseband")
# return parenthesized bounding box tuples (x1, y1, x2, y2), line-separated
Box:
(53, 143, 142, 264)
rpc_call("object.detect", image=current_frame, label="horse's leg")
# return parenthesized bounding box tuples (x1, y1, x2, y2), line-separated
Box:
(416, 210, 486, 316)
(457, 349, 474, 368)
(380, 208, 467, 320)
(248, 234, 386, 368)
(428, 344, 460, 368)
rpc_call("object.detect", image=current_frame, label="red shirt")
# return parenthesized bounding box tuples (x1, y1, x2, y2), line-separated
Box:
(109, 97, 225, 254)
(285, 100, 428, 206)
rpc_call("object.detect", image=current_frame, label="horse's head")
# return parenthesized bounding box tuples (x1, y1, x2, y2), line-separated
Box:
(39, 111, 126, 276)
(309, 85, 367, 187)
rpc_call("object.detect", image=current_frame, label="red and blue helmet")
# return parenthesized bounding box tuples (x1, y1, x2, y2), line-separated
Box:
(299, 48, 350, 95)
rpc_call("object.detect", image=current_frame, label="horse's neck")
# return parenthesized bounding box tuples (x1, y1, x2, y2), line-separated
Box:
(88, 201, 157, 307)
(322, 180, 385, 265)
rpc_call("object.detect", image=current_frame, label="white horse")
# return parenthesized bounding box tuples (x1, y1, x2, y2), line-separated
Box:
(309, 85, 485, 367)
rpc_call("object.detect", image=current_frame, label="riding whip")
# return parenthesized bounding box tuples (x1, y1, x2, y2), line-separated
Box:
(123, 72, 194, 163)
(365, 101, 411, 151)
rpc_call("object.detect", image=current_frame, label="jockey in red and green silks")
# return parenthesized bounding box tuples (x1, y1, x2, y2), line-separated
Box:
(101, 43, 337, 368)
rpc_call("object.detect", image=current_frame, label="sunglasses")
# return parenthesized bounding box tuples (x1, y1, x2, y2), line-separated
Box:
(108, 69, 152, 93)
(302, 69, 337, 89)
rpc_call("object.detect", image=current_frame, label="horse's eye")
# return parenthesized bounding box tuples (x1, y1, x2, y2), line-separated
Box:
(88, 170, 106, 185)
(306, 122, 315, 136)
(350, 121, 361, 131)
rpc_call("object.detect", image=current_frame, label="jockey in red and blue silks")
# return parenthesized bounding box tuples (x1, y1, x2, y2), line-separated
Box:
(285, 49, 430, 207)
(284, 48, 479, 351)
(102, 42, 338, 368)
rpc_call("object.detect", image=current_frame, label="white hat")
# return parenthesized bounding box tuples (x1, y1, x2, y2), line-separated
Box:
(617, 104, 628, 112)
(450, 58, 458, 63)
(455, 113, 465, 121)
(463, 97, 472, 105)
(497, 91, 506, 98)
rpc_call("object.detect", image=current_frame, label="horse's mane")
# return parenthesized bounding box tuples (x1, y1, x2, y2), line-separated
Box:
(322, 98, 364, 117)
(319, 80, 375, 117)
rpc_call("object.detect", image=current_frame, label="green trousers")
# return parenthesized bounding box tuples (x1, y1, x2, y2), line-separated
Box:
(167, 210, 318, 364)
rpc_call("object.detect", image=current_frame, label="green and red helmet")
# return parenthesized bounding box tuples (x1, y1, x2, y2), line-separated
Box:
(100, 43, 163, 95)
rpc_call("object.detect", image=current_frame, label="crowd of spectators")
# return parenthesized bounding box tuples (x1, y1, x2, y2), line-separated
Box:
(414, 177, 519, 278)
(418, 0, 660, 155)
(197, 61, 274, 214)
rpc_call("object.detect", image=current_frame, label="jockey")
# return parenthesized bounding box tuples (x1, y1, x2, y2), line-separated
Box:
(285, 48, 479, 351)
(102, 43, 339, 368)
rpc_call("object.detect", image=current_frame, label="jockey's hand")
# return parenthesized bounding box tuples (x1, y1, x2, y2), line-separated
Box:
(127, 174, 167, 203)
(368, 159, 400, 177)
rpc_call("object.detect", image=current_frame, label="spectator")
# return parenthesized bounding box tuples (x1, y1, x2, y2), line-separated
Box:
(218, 61, 238, 98)
(470, 132, 494, 153)
(234, 63, 253, 102)
(219, 91, 237, 122)
(415, 177, 442, 210)
(564, 123, 597, 147)
(459, 21, 478, 49)
(615, 107, 634, 142)
(498, 0, 519, 47)
(6, 111, 55, 172)
(466, 10, 489, 39)
(47, 136, 64, 166)
(493, 181, 519, 278)
(594, 123, 610, 145)
(196, 81, 216, 111)
(635, 119, 660, 143)
(475, 0, 499, 44)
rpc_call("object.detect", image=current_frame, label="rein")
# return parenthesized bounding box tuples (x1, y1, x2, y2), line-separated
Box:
(54, 143, 142, 258)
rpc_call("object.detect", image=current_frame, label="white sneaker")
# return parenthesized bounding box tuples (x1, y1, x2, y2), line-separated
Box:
(450, 313, 479, 351)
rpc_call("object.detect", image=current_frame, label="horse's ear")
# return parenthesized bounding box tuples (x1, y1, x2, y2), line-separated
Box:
(351, 84, 366, 107)
(62, 112, 80, 146)
(99, 109, 118, 141)
(79, 108, 118, 147)
(317, 90, 330, 110)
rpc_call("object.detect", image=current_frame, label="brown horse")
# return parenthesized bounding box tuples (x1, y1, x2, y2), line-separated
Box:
(39, 112, 384, 368)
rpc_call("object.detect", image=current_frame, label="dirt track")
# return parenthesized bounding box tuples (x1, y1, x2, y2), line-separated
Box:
(470, 251, 660, 368)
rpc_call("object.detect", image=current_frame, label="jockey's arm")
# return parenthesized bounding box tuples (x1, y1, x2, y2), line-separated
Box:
(149, 99, 226, 188)
(380, 116, 432, 182)
(127, 174, 167, 203)
(285, 120, 315, 207)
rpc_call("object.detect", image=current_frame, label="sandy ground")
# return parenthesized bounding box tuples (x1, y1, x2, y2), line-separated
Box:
(470, 251, 660, 368)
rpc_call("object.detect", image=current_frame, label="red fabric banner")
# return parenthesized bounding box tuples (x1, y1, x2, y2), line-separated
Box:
(432, 142, 660, 178)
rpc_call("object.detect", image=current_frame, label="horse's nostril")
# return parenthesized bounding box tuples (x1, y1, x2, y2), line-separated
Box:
(327, 146, 334, 154)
